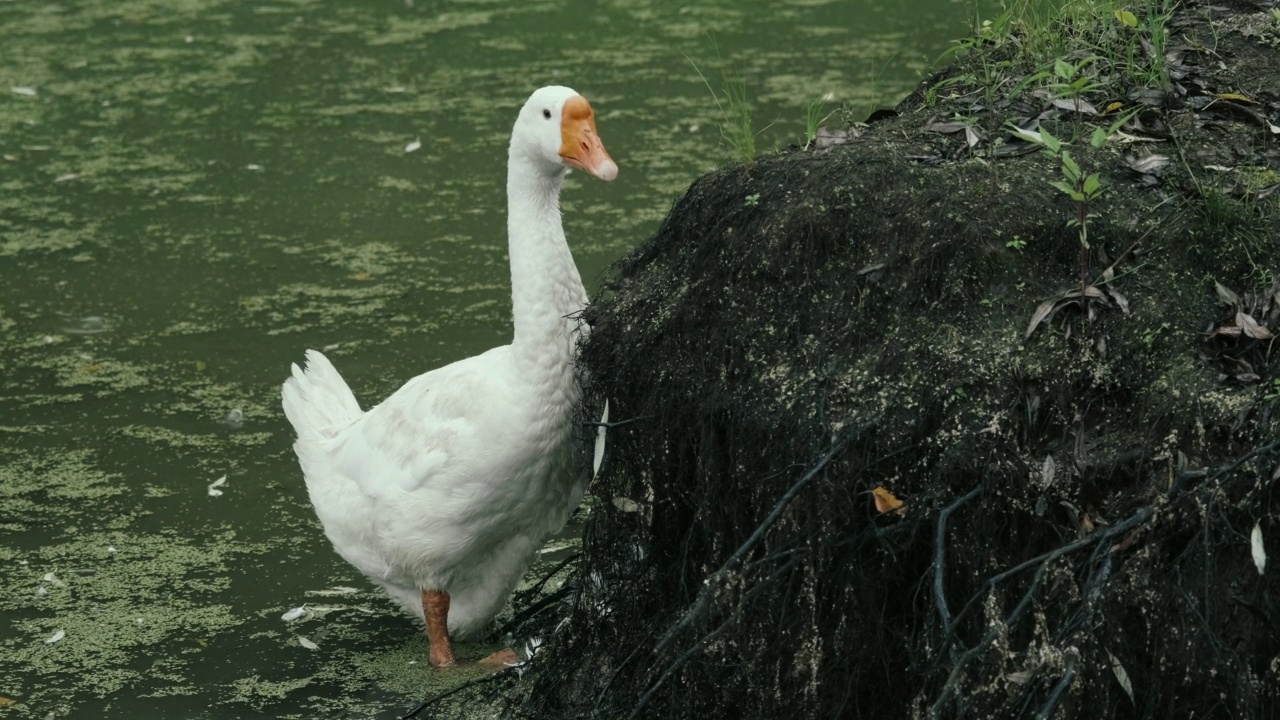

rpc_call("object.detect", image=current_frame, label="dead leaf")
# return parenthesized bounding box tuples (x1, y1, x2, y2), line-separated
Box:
(923, 119, 969, 134)
(1215, 281, 1240, 306)
(1124, 153, 1170, 174)
(1052, 97, 1098, 115)
(964, 126, 981, 149)
(1026, 299, 1059, 340)
(1109, 651, 1135, 704)
(1040, 455, 1056, 488)
(0, 696, 17, 707)
(871, 487, 905, 515)
(1216, 92, 1256, 104)
(1236, 311, 1273, 339)
(593, 400, 609, 478)
(351, 272, 371, 281)
(1252, 522, 1266, 575)
(1106, 288, 1130, 314)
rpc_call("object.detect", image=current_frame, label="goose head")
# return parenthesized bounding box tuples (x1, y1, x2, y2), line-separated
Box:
(512, 86, 617, 182)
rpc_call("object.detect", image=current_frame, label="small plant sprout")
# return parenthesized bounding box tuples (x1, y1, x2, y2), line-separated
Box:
(1006, 236, 1027, 251)
(1008, 110, 1133, 296)
(1048, 56, 1104, 111)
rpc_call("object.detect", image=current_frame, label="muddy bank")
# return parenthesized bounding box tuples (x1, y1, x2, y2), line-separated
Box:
(362, 2, 1280, 719)
(492, 2, 1280, 718)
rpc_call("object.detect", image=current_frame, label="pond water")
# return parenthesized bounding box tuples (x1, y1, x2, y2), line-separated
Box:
(1, 0, 988, 716)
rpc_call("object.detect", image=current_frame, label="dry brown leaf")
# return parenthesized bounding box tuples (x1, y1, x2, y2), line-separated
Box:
(1236, 311, 1274, 339)
(1216, 92, 1256, 104)
(1052, 97, 1098, 114)
(1108, 651, 1135, 705)
(1215, 281, 1240, 306)
(351, 272, 372, 281)
(871, 486, 905, 515)
(965, 125, 981, 149)
(1026, 299, 1059, 340)
(924, 119, 968, 134)
(1107, 288, 1131, 314)
(1124, 153, 1170, 174)
(1041, 455, 1056, 488)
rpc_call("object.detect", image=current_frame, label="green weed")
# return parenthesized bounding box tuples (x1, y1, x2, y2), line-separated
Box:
(688, 56, 758, 165)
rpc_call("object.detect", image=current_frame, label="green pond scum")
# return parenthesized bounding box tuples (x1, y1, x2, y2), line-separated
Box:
(0, 0, 981, 716)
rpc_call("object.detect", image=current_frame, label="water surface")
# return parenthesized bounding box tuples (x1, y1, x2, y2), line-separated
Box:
(1, 0, 984, 716)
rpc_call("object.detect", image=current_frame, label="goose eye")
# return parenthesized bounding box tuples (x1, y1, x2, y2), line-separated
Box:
(542, 109, 551, 119)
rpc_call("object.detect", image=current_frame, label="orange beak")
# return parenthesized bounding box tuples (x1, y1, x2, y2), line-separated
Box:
(559, 96, 617, 181)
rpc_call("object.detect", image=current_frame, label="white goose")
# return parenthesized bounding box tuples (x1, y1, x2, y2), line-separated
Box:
(281, 86, 616, 668)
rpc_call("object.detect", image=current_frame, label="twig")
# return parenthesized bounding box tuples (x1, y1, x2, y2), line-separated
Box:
(653, 437, 847, 655)
(497, 585, 575, 638)
(935, 486, 982, 634)
(1034, 652, 1078, 720)
(399, 673, 504, 720)
(627, 554, 802, 720)
(1170, 439, 1280, 497)
(930, 506, 1153, 717)
(582, 415, 653, 429)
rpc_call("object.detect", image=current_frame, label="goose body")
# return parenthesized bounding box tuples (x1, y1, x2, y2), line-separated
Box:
(282, 86, 616, 666)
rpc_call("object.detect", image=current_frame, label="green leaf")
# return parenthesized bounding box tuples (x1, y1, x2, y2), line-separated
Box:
(1040, 127, 1062, 153)
(1054, 58, 1072, 80)
(1048, 180, 1077, 196)
(1007, 126, 1044, 147)
(1115, 9, 1138, 27)
(1091, 127, 1109, 148)
(1061, 152, 1081, 180)
(1083, 173, 1102, 196)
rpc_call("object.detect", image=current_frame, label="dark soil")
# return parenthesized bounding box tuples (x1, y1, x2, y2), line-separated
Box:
(464, 2, 1280, 719)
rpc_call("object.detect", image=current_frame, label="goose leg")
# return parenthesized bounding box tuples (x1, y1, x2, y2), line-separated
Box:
(422, 589, 455, 668)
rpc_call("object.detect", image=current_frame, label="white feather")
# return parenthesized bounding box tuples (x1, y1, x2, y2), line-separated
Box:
(281, 86, 606, 638)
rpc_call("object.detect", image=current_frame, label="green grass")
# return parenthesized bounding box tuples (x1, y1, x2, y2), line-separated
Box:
(945, 0, 1176, 101)
(688, 56, 757, 165)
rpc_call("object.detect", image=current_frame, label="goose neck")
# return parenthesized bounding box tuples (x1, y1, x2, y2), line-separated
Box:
(505, 159, 587, 378)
